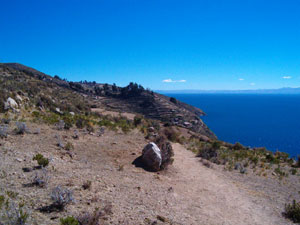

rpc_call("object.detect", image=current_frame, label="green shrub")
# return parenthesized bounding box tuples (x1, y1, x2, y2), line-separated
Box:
(1, 200, 29, 225)
(33, 153, 49, 167)
(250, 155, 259, 165)
(0, 195, 4, 209)
(274, 166, 287, 177)
(86, 122, 95, 133)
(232, 142, 244, 150)
(284, 200, 300, 223)
(65, 142, 74, 151)
(211, 141, 221, 150)
(169, 97, 177, 104)
(32, 111, 41, 118)
(265, 153, 280, 164)
(115, 118, 132, 133)
(290, 168, 297, 175)
(6, 191, 18, 199)
(133, 115, 143, 126)
(75, 118, 85, 129)
(60, 216, 79, 225)
(63, 116, 73, 130)
(296, 156, 300, 168)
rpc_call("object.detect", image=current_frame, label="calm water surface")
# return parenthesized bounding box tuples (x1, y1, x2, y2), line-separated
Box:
(167, 94, 300, 157)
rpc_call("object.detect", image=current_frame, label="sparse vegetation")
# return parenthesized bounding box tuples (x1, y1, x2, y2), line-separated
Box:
(274, 166, 287, 178)
(154, 135, 174, 170)
(82, 181, 92, 190)
(60, 216, 79, 225)
(51, 186, 73, 208)
(290, 168, 297, 175)
(65, 142, 74, 151)
(0, 197, 29, 225)
(186, 136, 294, 178)
(24, 168, 49, 188)
(15, 122, 28, 134)
(39, 186, 73, 213)
(0, 125, 8, 138)
(0, 195, 4, 209)
(33, 153, 49, 167)
(284, 200, 300, 223)
(77, 204, 113, 225)
(169, 97, 177, 104)
(163, 127, 180, 143)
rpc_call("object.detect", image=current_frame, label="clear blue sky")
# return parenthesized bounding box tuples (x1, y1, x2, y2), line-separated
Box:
(1, 0, 299, 90)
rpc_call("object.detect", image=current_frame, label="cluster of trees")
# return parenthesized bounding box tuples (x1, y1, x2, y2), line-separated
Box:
(120, 82, 145, 98)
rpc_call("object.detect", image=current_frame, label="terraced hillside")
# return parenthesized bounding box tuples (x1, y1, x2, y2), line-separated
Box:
(0, 63, 215, 139)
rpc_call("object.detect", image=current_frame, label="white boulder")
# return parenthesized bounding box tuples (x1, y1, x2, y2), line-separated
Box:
(142, 142, 162, 171)
(4, 97, 18, 110)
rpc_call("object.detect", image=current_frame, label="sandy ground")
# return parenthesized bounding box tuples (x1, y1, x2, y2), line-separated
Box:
(0, 123, 296, 224)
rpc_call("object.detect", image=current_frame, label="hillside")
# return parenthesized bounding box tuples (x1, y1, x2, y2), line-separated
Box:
(0, 63, 215, 139)
(0, 63, 299, 225)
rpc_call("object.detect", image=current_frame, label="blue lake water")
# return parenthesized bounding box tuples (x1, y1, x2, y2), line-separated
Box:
(166, 94, 300, 157)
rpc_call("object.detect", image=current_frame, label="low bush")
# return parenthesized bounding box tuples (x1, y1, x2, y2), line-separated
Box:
(82, 181, 92, 190)
(290, 168, 297, 175)
(65, 142, 74, 151)
(169, 97, 177, 104)
(26, 168, 50, 188)
(38, 186, 73, 213)
(197, 143, 218, 160)
(232, 142, 244, 150)
(163, 127, 180, 143)
(33, 153, 49, 167)
(133, 115, 143, 126)
(60, 216, 79, 225)
(15, 122, 28, 134)
(0, 125, 8, 138)
(296, 156, 300, 168)
(77, 204, 113, 225)
(274, 166, 287, 178)
(0, 199, 29, 225)
(56, 120, 65, 130)
(284, 200, 300, 223)
(0, 195, 4, 209)
(155, 136, 174, 170)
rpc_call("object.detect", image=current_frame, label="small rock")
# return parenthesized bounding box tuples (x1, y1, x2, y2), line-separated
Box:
(148, 127, 155, 133)
(70, 112, 75, 116)
(234, 162, 242, 170)
(16, 158, 23, 162)
(16, 95, 23, 102)
(22, 167, 33, 172)
(240, 168, 247, 174)
(55, 108, 63, 114)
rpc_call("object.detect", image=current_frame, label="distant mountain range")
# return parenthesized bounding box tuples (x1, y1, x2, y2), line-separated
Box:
(157, 87, 300, 94)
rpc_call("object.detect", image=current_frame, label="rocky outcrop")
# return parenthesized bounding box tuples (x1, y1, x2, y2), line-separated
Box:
(141, 142, 162, 171)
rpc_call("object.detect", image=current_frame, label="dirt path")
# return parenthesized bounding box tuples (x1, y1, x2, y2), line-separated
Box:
(168, 143, 288, 225)
(0, 125, 292, 224)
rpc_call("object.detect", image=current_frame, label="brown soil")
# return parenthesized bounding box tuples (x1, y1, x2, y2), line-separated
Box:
(0, 123, 297, 224)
